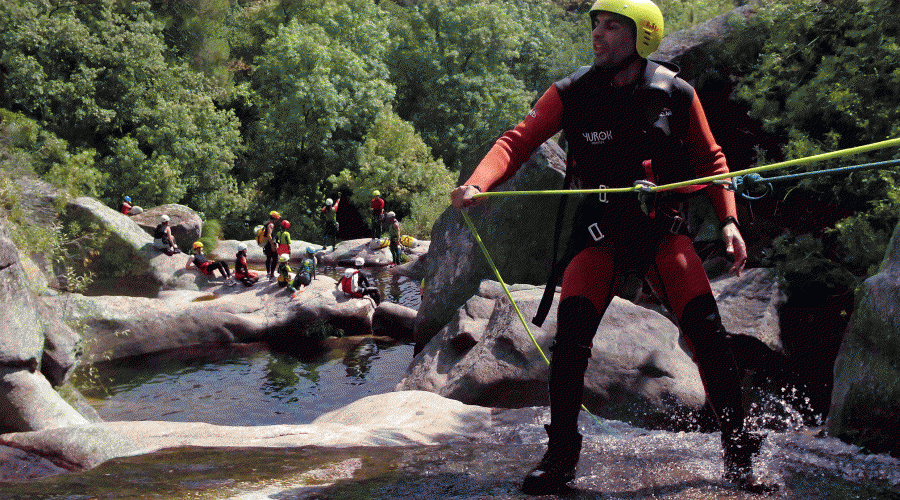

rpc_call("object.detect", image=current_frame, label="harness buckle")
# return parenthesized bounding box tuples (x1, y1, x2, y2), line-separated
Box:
(597, 184, 608, 204)
(588, 223, 604, 242)
(669, 215, 684, 234)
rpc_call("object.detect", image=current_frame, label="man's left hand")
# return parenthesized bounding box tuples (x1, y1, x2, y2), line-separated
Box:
(722, 222, 747, 277)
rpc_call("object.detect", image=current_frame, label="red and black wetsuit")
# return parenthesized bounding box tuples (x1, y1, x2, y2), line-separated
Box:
(463, 60, 747, 446)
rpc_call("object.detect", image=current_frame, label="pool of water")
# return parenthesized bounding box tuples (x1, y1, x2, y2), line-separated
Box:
(77, 339, 414, 425)
(74, 266, 421, 425)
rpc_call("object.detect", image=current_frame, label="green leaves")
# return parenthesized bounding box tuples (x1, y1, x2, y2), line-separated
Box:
(330, 107, 455, 238)
(1, 0, 247, 219)
(723, 0, 900, 298)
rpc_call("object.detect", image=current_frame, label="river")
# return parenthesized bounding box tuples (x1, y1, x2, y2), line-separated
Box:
(72, 266, 419, 425)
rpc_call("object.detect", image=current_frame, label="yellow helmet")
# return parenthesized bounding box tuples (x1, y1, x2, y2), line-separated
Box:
(192, 241, 204, 250)
(589, 0, 664, 58)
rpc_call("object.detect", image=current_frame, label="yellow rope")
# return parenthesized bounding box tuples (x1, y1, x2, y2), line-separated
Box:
(461, 210, 615, 434)
(473, 137, 900, 199)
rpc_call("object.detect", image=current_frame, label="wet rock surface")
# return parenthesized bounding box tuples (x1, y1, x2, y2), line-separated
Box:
(2, 404, 898, 499)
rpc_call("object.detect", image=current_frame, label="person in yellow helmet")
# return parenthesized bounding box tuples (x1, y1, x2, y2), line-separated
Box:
(370, 189, 385, 241)
(186, 241, 234, 285)
(451, 0, 770, 495)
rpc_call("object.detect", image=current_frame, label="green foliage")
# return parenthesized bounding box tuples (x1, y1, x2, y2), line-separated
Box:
(150, 0, 234, 87)
(0, 0, 249, 219)
(718, 0, 900, 298)
(656, 0, 739, 34)
(386, 0, 533, 171)
(245, 0, 395, 241)
(762, 232, 858, 306)
(329, 108, 455, 238)
(199, 219, 224, 254)
(302, 319, 344, 341)
(1, 110, 104, 198)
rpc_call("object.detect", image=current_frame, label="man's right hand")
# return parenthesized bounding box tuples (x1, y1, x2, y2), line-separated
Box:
(450, 185, 484, 209)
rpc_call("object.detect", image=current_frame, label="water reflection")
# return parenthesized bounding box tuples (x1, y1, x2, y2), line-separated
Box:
(74, 338, 414, 426)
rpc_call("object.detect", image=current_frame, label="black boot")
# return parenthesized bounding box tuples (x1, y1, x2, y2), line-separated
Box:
(723, 431, 778, 493)
(679, 294, 778, 493)
(522, 296, 600, 495)
(522, 424, 583, 495)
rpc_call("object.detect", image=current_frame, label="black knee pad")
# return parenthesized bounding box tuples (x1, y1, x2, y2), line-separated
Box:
(553, 296, 603, 354)
(678, 293, 729, 359)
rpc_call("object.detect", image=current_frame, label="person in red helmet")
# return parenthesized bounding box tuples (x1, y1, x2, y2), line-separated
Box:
(277, 219, 292, 257)
(451, 0, 773, 495)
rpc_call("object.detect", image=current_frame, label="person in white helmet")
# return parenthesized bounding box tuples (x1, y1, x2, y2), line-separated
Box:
(153, 214, 180, 255)
(321, 194, 341, 251)
(337, 257, 380, 304)
(234, 242, 259, 286)
(386, 211, 401, 267)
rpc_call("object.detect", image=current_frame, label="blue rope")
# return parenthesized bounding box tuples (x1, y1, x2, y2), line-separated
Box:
(720, 158, 900, 200)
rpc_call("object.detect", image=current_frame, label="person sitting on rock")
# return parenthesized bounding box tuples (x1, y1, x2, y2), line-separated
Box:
(337, 257, 381, 305)
(153, 214, 181, 255)
(234, 242, 259, 287)
(291, 246, 317, 298)
(187, 241, 234, 285)
(120, 196, 133, 215)
(276, 253, 294, 290)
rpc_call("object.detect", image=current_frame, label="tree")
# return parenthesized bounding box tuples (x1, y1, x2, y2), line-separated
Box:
(245, 1, 395, 240)
(721, 0, 900, 292)
(386, 0, 533, 172)
(329, 108, 456, 238)
(0, 0, 248, 218)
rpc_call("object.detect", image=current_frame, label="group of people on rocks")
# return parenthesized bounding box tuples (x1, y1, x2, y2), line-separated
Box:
(185, 240, 262, 288)
(257, 210, 319, 296)
(123, 191, 396, 304)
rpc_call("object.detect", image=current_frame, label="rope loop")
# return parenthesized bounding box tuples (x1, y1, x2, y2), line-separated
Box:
(735, 173, 773, 200)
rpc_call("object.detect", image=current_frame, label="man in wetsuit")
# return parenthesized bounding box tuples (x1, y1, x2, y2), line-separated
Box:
(451, 0, 771, 494)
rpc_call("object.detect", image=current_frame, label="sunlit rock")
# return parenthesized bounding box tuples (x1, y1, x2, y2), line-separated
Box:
(0, 220, 87, 432)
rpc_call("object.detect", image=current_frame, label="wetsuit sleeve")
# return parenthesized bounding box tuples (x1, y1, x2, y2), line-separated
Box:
(688, 92, 738, 224)
(463, 85, 564, 191)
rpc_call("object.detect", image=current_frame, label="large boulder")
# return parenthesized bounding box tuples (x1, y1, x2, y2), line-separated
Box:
(0, 423, 146, 471)
(63, 197, 189, 296)
(828, 221, 900, 458)
(132, 203, 202, 252)
(0, 220, 89, 433)
(400, 269, 786, 432)
(43, 275, 381, 363)
(400, 280, 708, 431)
(414, 140, 568, 352)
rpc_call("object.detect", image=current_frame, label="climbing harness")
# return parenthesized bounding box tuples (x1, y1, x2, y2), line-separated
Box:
(458, 137, 900, 436)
